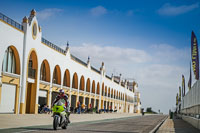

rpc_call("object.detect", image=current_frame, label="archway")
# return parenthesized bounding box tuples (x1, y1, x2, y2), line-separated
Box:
(72, 73, 78, 89)
(63, 69, 70, 87)
(40, 59, 50, 82)
(108, 87, 110, 97)
(80, 75, 85, 91)
(101, 83, 104, 96)
(97, 82, 100, 95)
(105, 86, 107, 96)
(111, 88, 113, 98)
(2, 46, 20, 74)
(1, 46, 20, 114)
(92, 80, 95, 94)
(86, 78, 90, 92)
(25, 50, 38, 114)
(52, 65, 61, 85)
(38, 60, 50, 108)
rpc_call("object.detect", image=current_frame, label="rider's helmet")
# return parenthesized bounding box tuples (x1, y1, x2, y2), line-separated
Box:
(59, 89, 65, 96)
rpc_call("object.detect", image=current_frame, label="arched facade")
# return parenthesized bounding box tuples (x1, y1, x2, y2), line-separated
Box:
(0, 10, 138, 114)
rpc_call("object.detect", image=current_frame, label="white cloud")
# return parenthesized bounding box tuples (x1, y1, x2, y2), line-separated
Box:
(158, 3, 199, 16)
(136, 64, 187, 113)
(90, 6, 107, 16)
(150, 44, 190, 63)
(37, 8, 63, 20)
(69, 43, 151, 66)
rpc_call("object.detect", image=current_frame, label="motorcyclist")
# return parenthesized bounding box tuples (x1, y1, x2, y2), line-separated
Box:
(52, 89, 71, 123)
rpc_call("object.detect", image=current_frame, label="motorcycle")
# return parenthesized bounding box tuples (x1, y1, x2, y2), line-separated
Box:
(52, 100, 69, 130)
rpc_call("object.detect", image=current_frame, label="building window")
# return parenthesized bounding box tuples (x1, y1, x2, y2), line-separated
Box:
(2, 47, 16, 74)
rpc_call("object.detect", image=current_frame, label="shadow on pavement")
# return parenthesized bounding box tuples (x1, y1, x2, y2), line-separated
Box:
(78, 129, 138, 133)
(173, 117, 200, 133)
(0, 126, 54, 133)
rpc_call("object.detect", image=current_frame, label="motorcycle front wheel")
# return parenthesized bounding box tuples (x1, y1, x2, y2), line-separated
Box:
(53, 116, 59, 130)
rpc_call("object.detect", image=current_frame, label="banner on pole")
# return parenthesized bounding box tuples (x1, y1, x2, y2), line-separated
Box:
(188, 63, 192, 90)
(182, 75, 185, 96)
(191, 31, 199, 80)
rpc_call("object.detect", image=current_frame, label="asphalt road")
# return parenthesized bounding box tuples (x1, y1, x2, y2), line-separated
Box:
(1, 115, 167, 133)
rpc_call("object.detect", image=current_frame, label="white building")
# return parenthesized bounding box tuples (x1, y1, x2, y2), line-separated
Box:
(0, 9, 138, 114)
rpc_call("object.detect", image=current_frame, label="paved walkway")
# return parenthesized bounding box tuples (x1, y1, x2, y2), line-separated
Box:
(0, 113, 141, 129)
(156, 117, 200, 133)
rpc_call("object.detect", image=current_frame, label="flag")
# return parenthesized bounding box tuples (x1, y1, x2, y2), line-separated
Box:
(191, 31, 199, 80)
(179, 86, 181, 101)
(188, 63, 192, 90)
(182, 75, 185, 96)
(176, 93, 178, 105)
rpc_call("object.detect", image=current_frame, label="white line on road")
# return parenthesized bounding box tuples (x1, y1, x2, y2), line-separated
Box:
(14, 130, 37, 133)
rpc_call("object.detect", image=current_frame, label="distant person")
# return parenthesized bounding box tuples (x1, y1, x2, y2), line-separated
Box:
(81, 103, 85, 113)
(89, 103, 92, 113)
(43, 105, 51, 114)
(77, 101, 81, 114)
(141, 108, 144, 116)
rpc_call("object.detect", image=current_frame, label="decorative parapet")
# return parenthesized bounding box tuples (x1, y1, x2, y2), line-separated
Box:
(71, 54, 87, 67)
(41, 37, 66, 54)
(0, 12, 23, 31)
(91, 66, 100, 74)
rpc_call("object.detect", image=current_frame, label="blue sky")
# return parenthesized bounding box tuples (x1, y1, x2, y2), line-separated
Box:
(1, 0, 200, 113)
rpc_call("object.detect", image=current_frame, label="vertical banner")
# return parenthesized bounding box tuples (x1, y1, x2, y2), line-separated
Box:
(182, 75, 185, 96)
(188, 63, 192, 90)
(179, 86, 181, 101)
(176, 93, 178, 105)
(191, 31, 199, 80)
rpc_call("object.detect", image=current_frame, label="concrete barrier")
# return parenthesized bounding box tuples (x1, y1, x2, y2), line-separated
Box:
(182, 115, 200, 129)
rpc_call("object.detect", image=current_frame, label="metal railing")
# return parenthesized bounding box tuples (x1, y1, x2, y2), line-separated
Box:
(106, 75, 112, 80)
(28, 67, 36, 79)
(114, 80, 119, 84)
(41, 38, 66, 54)
(91, 66, 100, 74)
(71, 54, 87, 67)
(182, 80, 200, 109)
(0, 12, 23, 31)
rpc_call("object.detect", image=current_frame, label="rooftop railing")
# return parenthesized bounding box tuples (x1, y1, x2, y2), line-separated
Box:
(41, 37, 66, 54)
(91, 66, 100, 74)
(106, 75, 112, 80)
(0, 12, 23, 31)
(114, 80, 119, 84)
(71, 54, 87, 67)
